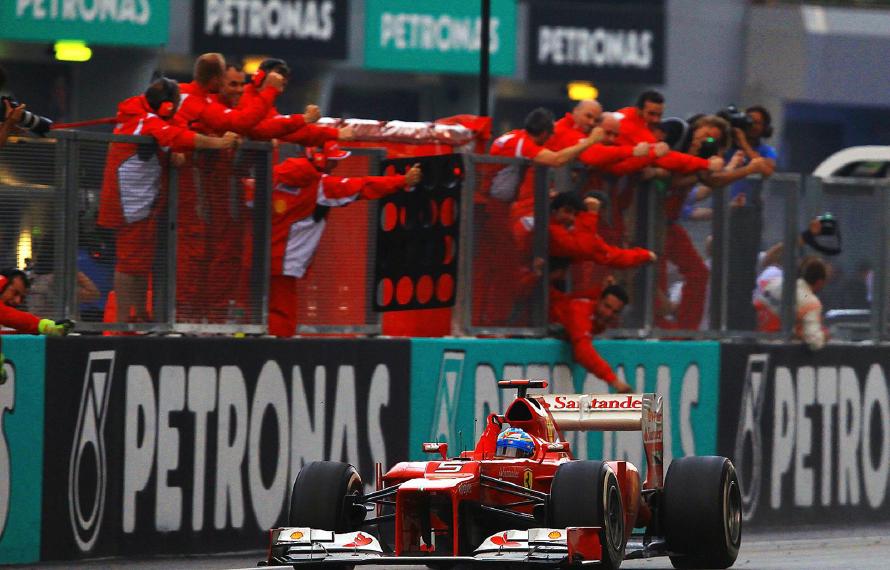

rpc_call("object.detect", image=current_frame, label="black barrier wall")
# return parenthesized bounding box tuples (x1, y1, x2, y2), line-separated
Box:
(719, 344, 890, 526)
(40, 337, 411, 560)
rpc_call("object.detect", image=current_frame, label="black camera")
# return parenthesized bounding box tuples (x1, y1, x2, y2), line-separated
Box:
(717, 104, 752, 131)
(0, 95, 53, 136)
(697, 136, 720, 159)
(817, 212, 837, 236)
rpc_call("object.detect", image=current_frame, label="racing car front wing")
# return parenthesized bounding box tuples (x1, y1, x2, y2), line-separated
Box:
(262, 526, 606, 567)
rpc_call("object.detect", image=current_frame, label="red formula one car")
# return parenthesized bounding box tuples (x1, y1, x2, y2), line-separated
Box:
(262, 380, 741, 569)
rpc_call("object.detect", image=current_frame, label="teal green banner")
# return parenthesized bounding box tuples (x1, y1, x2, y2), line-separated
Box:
(0, 336, 45, 564)
(0, 0, 168, 46)
(364, 0, 516, 76)
(410, 338, 720, 472)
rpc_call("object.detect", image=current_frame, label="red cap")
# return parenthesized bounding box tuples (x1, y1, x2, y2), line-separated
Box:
(320, 140, 350, 160)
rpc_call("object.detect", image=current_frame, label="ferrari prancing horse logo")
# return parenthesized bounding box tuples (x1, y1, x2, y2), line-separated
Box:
(523, 469, 534, 489)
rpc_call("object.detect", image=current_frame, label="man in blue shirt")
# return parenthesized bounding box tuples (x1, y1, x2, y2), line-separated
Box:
(725, 106, 778, 330)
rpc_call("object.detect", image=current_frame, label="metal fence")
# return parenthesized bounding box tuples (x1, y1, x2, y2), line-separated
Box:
(2, 130, 887, 341)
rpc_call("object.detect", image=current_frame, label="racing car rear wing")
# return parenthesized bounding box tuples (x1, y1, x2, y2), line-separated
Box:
(538, 393, 660, 432)
(540, 393, 665, 489)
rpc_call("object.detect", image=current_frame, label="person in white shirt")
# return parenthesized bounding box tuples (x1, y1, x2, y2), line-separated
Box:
(753, 256, 828, 350)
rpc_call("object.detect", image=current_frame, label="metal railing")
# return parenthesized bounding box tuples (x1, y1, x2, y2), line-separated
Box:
(3, 130, 888, 342)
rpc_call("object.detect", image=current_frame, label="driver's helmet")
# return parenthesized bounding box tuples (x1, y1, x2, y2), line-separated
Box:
(496, 428, 536, 458)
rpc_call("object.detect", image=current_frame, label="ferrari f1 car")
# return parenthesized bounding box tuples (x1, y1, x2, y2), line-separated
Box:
(262, 380, 741, 568)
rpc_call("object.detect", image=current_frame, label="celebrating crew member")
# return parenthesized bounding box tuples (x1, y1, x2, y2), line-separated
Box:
(99, 77, 238, 324)
(269, 141, 422, 337)
(0, 268, 73, 335)
(550, 283, 634, 394)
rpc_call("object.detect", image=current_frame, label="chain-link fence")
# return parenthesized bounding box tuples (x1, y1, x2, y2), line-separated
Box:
(3, 129, 888, 340)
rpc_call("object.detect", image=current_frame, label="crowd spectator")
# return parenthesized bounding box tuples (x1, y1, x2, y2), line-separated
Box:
(753, 256, 828, 350)
(268, 141, 421, 337)
(98, 77, 239, 324)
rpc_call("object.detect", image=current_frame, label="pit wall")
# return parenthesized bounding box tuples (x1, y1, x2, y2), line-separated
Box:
(0, 337, 886, 563)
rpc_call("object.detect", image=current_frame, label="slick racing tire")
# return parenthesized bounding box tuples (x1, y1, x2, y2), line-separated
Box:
(549, 461, 625, 570)
(289, 461, 365, 533)
(663, 456, 742, 569)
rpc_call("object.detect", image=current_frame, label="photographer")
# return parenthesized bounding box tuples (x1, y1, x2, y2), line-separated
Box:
(0, 65, 25, 147)
(0, 65, 52, 147)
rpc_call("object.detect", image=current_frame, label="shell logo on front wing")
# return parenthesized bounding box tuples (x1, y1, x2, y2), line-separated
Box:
(289, 531, 304, 540)
(548, 531, 562, 539)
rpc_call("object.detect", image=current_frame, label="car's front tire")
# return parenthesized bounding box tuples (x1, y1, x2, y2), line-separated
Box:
(663, 456, 742, 569)
(549, 460, 625, 570)
(288, 461, 365, 532)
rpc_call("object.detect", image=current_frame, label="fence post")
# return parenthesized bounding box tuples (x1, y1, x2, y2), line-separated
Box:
(874, 183, 889, 341)
(780, 175, 801, 340)
(452, 153, 476, 336)
(709, 184, 730, 333)
(60, 133, 80, 320)
(164, 156, 179, 330)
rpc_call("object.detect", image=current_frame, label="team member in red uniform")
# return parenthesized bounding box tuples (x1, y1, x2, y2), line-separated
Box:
(475, 108, 601, 325)
(268, 142, 422, 337)
(513, 193, 655, 270)
(0, 269, 72, 335)
(171, 54, 290, 320)
(98, 77, 238, 324)
(244, 59, 351, 148)
(550, 283, 633, 393)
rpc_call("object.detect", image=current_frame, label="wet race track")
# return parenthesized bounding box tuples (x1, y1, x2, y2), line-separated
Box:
(16, 526, 890, 570)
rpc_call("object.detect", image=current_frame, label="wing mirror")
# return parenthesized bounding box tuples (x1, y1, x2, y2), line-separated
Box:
(422, 442, 448, 460)
(545, 442, 570, 453)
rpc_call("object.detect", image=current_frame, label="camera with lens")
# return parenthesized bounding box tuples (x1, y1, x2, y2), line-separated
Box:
(697, 136, 721, 159)
(0, 95, 53, 136)
(817, 212, 838, 236)
(717, 104, 752, 131)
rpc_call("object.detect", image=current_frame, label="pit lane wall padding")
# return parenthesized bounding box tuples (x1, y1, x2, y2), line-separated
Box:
(718, 343, 890, 526)
(36, 337, 411, 561)
(0, 335, 46, 564)
(409, 338, 722, 473)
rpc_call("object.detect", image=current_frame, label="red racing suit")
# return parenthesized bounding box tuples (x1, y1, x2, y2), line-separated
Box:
(269, 158, 409, 336)
(549, 286, 619, 386)
(171, 81, 281, 318)
(98, 95, 198, 275)
(0, 303, 40, 333)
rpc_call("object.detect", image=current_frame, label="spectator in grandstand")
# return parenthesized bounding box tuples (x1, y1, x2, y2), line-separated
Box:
(753, 256, 828, 350)
(98, 77, 239, 324)
(550, 282, 634, 393)
(268, 142, 422, 337)
(0, 268, 73, 335)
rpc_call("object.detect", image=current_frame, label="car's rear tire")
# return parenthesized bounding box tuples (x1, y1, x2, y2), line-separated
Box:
(663, 456, 742, 569)
(288, 461, 365, 533)
(549, 461, 625, 570)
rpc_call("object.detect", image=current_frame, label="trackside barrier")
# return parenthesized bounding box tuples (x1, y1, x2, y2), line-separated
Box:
(36, 336, 410, 560)
(0, 335, 46, 564)
(718, 343, 890, 526)
(408, 338, 721, 472)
